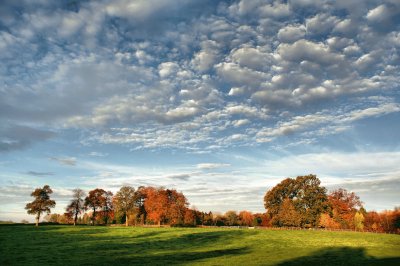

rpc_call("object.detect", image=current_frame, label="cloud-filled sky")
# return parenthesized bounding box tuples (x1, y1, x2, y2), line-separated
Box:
(1, 0, 399, 222)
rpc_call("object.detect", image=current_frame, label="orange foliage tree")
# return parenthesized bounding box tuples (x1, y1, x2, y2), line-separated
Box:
(144, 187, 188, 226)
(328, 188, 362, 229)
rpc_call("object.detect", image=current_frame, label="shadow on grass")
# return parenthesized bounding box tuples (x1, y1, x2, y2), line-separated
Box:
(277, 247, 400, 266)
(0, 225, 249, 265)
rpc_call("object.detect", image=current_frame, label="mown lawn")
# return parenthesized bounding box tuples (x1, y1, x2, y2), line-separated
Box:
(0, 225, 399, 265)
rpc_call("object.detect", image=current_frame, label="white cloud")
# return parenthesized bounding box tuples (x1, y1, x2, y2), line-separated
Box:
(278, 24, 306, 43)
(196, 163, 231, 170)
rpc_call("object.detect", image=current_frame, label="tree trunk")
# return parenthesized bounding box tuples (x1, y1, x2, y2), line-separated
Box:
(92, 207, 96, 226)
(35, 213, 40, 227)
(126, 214, 129, 227)
(74, 211, 78, 226)
(158, 220, 161, 227)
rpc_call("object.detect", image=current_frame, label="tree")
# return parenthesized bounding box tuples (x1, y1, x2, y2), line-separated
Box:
(272, 198, 302, 227)
(66, 188, 86, 226)
(84, 188, 106, 226)
(144, 187, 188, 226)
(101, 191, 114, 225)
(264, 175, 329, 227)
(239, 211, 254, 226)
(354, 211, 365, 231)
(114, 186, 137, 226)
(25, 185, 56, 226)
(328, 188, 362, 229)
(319, 213, 340, 229)
(225, 211, 238, 226)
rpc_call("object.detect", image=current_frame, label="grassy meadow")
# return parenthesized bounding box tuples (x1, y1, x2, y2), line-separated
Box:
(0, 225, 399, 265)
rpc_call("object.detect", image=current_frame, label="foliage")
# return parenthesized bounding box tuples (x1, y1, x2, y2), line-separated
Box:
(144, 187, 188, 226)
(354, 212, 365, 231)
(66, 188, 86, 226)
(25, 185, 56, 226)
(84, 188, 107, 225)
(113, 186, 137, 226)
(328, 188, 363, 229)
(264, 175, 329, 227)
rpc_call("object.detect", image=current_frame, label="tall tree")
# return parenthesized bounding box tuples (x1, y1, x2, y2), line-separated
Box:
(66, 188, 86, 226)
(114, 186, 137, 226)
(84, 188, 106, 226)
(102, 191, 114, 225)
(264, 175, 329, 227)
(25, 185, 56, 226)
(328, 188, 362, 229)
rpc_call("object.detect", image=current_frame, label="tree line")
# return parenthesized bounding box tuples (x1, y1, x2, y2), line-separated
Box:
(25, 175, 400, 233)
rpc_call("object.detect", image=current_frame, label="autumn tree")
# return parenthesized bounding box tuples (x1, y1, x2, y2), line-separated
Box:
(272, 198, 302, 227)
(264, 175, 329, 227)
(144, 187, 188, 226)
(239, 211, 254, 226)
(225, 211, 239, 226)
(319, 213, 340, 229)
(84, 188, 106, 226)
(184, 209, 196, 226)
(66, 188, 86, 226)
(101, 191, 114, 224)
(25, 185, 56, 226)
(354, 211, 365, 231)
(328, 188, 362, 229)
(114, 186, 137, 226)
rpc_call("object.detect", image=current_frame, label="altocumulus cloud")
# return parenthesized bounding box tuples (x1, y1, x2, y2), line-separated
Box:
(0, 0, 400, 221)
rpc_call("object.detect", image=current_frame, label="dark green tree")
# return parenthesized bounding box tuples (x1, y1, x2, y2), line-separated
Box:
(264, 174, 329, 227)
(25, 185, 56, 226)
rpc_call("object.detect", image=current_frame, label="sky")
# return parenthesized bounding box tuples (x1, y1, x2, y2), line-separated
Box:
(1, 0, 400, 222)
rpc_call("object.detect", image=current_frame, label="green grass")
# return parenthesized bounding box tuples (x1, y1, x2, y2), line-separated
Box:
(0, 225, 399, 265)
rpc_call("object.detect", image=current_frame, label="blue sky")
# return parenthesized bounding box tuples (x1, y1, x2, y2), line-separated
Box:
(1, 0, 400, 222)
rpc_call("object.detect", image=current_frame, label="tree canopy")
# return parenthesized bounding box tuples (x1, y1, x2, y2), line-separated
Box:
(66, 188, 86, 226)
(25, 185, 56, 226)
(264, 174, 329, 227)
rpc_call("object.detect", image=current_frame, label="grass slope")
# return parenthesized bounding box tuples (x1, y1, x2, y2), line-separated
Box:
(0, 225, 399, 265)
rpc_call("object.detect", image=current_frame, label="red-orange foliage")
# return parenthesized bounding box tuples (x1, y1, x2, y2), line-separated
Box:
(328, 188, 362, 229)
(319, 213, 340, 229)
(239, 211, 254, 226)
(184, 209, 196, 226)
(143, 187, 188, 225)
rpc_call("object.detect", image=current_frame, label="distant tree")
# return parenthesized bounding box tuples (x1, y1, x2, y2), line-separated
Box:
(84, 188, 106, 226)
(114, 186, 137, 226)
(239, 211, 254, 226)
(21, 219, 29, 224)
(102, 191, 114, 224)
(264, 175, 329, 227)
(319, 213, 340, 229)
(184, 209, 196, 226)
(25, 185, 56, 226)
(354, 211, 365, 231)
(225, 211, 238, 226)
(328, 188, 362, 229)
(44, 213, 60, 223)
(202, 211, 214, 226)
(144, 187, 188, 226)
(66, 188, 86, 226)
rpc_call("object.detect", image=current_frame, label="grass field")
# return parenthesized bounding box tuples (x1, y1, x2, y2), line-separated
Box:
(0, 225, 399, 265)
